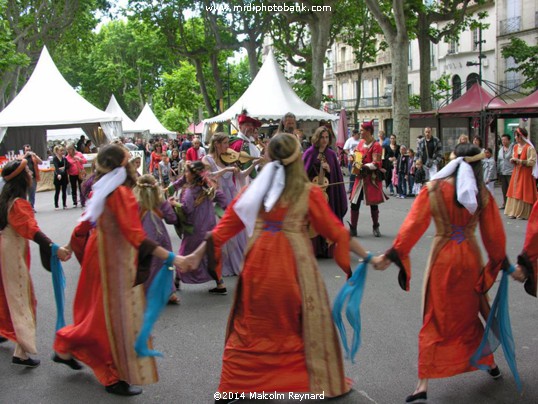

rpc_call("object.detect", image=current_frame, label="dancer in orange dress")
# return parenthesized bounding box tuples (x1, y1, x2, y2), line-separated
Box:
(376, 144, 512, 402)
(504, 127, 538, 220)
(185, 133, 382, 403)
(513, 200, 538, 296)
(53, 145, 188, 396)
(0, 159, 70, 367)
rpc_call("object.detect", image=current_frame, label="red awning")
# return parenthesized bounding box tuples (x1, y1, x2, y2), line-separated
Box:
(187, 122, 204, 134)
(410, 83, 506, 119)
(437, 83, 506, 117)
(488, 88, 538, 116)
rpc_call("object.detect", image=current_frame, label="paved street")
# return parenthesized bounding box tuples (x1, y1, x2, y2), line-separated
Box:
(0, 188, 536, 404)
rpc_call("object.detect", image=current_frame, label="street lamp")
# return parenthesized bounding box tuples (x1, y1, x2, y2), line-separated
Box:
(466, 26, 486, 84)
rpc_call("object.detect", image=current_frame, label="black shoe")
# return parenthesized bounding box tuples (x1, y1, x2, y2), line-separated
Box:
(347, 221, 357, 237)
(52, 353, 83, 370)
(405, 391, 427, 402)
(12, 356, 40, 368)
(209, 287, 228, 295)
(488, 366, 502, 379)
(105, 381, 143, 396)
(373, 227, 381, 237)
(0, 336, 8, 343)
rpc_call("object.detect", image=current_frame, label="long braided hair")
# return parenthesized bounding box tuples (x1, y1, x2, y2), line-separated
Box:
(184, 160, 217, 206)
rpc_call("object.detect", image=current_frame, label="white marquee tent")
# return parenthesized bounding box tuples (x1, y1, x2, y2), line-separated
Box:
(0, 46, 122, 158)
(203, 49, 337, 137)
(105, 95, 149, 136)
(134, 103, 176, 137)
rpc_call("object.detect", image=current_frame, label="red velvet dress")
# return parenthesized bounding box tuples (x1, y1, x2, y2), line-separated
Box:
(54, 186, 158, 387)
(211, 185, 351, 397)
(388, 180, 507, 378)
(0, 199, 40, 353)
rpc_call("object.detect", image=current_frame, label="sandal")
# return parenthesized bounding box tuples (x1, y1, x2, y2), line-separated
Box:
(168, 293, 180, 305)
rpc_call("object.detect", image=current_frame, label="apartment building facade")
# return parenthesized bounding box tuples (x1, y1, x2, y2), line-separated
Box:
(324, 0, 537, 146)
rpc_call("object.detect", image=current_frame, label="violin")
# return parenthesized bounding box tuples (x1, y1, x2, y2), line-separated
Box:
(220, 148, 258, 165)
(312, 152, 329, 200)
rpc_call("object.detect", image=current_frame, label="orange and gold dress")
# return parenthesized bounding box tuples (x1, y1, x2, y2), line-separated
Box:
(54, 186, 158, 387)
(386, 180, 508, 379)
(211, 185, 351, 397)
(505, 143, 537, 219)
(0, 199, 40, 354)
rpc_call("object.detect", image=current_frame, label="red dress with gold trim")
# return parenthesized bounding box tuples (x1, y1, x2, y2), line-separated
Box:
(0, 199, 40, 353)
(387, 180, 507, 378)
(54, 186, 158, 387)
(211, 185, 351, 397)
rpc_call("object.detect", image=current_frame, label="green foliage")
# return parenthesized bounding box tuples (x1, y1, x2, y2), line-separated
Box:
(153, 61, 204, 131)
(409, 74, 451, 109)
(501, 37, 538, 90)
(56, 19, 172, 118)
(0, 1, 30, 74)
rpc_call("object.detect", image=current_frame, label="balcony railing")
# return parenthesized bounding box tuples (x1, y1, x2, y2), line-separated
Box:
(324, 68, 334, 79)
(334, 53, 392, 73)
(336, 96, 393, 110)
(499, 16, 521, 35)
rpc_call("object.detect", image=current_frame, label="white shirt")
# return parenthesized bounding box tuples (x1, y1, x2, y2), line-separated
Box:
(238, 132, 260, 158)
(343, 137, 360, 153)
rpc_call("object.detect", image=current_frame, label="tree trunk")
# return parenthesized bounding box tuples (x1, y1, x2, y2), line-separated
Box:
(244, 38, 259, 79)
(354, 63, 364, 128)
(308, 12, 332, 108)
(364, 0, 410, 147)
(210, 53, 224, 112)
(391, 37, 410, 147)
(193, 58, 216, 116)
(417, 14, 433, 112)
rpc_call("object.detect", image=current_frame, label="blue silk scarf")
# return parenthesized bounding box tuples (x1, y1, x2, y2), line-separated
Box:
(470, 265, 522, 392)
(50, 244, 66, 331)
(135, 252, 175, 357)
(332, 255, 370, 363)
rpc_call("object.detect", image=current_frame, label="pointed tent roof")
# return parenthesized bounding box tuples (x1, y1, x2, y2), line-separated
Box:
(488, 88, 538, 116)
(134, 103, 175, 137)
(0, 46, 121, 129)
(105, 95, 148, 133)
(437, 83, 506, 117)
(410, 83, 507, 120)
(204, 50, 337, 124)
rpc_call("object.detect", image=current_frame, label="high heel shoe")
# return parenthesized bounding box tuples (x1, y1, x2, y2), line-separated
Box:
(405, 391, 427, 402)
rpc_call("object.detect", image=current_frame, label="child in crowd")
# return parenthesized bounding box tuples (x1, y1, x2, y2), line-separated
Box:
(396, 145, 409, 198)
(158, 153, 171, 187)
(407, 149, 416, 197)
(169, 149, 181, 183)
(133, 174, 180, 304)
(412, 159, 426, 195)
(131, 156, 142, 177)
(482, 147, 497, 195)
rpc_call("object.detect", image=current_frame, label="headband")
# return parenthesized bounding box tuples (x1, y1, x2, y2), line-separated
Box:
(464, 151, 486, 163)
(136, 181, 158, 189)
(3, 159, 28, 181)
(280, 137, 302, 166)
